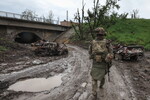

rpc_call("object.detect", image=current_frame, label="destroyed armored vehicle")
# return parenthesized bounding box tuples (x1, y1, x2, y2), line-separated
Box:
(114, 45, 144, 61)
(31, 40, 68, 56)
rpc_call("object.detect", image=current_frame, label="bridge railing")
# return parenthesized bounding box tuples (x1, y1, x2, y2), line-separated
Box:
(0, 11, 59, 24)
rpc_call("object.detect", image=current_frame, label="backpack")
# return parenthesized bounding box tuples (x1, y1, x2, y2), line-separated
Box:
(92, 39, 108, 62)
(92, 39, 108, 54)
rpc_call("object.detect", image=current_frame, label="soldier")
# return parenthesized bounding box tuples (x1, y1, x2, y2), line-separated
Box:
(89, 27, 113, 96)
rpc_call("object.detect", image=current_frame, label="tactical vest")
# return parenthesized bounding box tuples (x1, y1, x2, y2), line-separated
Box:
(92, 39, 108, 62)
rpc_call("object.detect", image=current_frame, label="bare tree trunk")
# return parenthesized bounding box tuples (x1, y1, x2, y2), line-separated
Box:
(87, 18, 95, 39)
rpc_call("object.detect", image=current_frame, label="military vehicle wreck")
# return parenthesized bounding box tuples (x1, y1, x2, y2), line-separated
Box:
(31, 40, 68, 56)
(113, 45, 144, 61)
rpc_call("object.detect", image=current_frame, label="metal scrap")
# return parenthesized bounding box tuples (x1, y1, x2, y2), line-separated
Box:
(113, 44, 144, 61)
(31, 40, 68, 56)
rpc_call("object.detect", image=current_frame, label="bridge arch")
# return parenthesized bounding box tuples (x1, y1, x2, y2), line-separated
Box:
(14, 32, 41, 44)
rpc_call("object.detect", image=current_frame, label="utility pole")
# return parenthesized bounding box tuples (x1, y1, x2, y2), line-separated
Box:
(57, 17, 59, 24)
(66, 10, 68, 26)
(66, 10, 68, 21)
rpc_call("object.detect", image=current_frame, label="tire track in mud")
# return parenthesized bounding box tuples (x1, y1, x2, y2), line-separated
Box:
(14, 45, 94, 100)
(99, 64, 136, 100)
(0, 46, 137, 100)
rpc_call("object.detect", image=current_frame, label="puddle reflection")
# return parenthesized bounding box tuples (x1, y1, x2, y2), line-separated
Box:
(8, 74, 62, 92)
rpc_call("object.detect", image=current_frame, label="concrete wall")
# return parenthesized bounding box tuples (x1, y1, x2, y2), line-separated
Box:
(60, 21, 78, 27)
(0, 25, 62, 42)
(0, 17, 70, 32)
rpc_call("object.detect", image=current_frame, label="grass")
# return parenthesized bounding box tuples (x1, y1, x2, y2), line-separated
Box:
(0, 38, 11, 52)
(107, 19, 150, 50)
(0, 46, 8, 52)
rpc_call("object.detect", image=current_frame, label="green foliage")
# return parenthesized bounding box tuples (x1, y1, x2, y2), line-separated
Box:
(72, 0, 150, 51)
(73, 0, 128, 40)
(85, 0, 123, 39)
(145, 44, 150, 51)
(107, 19, 150, 50)
(0, 46, 8, 52)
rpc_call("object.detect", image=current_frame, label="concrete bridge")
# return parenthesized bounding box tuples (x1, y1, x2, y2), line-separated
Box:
(0, 11, 71, 42)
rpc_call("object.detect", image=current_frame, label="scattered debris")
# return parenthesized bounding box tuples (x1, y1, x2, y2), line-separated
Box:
(32, 59, 43, 65)
(0, 63, 8, 66)
(113, 45, 144, 61)
(81, 82, 87, 88)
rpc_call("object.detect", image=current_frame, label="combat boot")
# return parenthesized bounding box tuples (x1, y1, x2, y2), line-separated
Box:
(92, 79, 98, 98)
(99, 77, 105, 89)
(92, 90, 97, 100)
(99, 84, 103, 89)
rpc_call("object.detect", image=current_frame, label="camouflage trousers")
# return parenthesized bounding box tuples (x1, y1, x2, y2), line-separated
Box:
(91, 61, 108, 95)
(92, 77, 105, 95)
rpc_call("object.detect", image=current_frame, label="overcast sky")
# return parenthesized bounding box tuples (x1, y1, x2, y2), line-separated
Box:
(0, 0, 150, 21)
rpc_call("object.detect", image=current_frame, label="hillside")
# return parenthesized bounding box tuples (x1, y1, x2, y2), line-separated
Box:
(107, 19, 150, 50)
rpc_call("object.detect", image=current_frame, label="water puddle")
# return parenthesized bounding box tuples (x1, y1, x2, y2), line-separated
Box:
(8, 74, 63, 92)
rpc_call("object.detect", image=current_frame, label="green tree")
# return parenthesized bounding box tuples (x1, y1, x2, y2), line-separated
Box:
(86, 0, 121, 39)
(73, 0, 129, 40)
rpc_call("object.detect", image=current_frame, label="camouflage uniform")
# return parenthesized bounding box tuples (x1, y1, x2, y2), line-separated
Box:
(89, 27, 113, 96)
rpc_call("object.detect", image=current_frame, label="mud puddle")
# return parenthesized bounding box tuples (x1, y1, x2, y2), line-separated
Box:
(8, 74, 63, 92)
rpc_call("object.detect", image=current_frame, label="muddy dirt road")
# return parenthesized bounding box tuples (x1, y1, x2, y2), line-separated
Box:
(0, 45, 150, 100)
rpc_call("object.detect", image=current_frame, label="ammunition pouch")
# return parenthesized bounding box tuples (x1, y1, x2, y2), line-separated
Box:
(94, 53, 107, 63)
(91, 52, 107, 63)
(95, 55, 102, 62)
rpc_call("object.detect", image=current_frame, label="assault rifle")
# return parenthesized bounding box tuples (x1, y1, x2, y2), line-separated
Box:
(107, 62, 112, 82)
(106, 39, 113, 82)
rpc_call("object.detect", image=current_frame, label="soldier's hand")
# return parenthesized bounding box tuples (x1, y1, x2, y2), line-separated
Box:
(105, 54, 113, 62)
(108, 54, 113, 59)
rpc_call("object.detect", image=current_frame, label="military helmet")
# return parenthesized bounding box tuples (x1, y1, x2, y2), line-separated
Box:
(94, 27, 106, 36)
